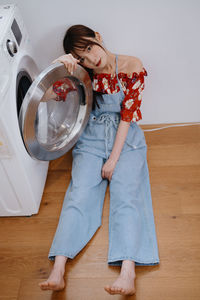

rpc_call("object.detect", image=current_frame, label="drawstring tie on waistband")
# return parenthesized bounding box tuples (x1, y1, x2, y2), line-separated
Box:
(91, 114, 120, 157)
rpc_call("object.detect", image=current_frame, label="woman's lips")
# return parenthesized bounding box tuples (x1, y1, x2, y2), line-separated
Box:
(96, 59, 101, 67)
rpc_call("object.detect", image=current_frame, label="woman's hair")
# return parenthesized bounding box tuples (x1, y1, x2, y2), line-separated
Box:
(63, 24, 104, 58)
(63, 24, 105, 109)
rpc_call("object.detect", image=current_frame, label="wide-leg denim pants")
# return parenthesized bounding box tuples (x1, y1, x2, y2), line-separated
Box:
(48, 113, 160, 266)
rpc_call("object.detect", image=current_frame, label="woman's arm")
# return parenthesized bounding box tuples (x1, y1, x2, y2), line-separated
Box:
(101, 119, 130, 180)
(101, 58, 147, 181)
(109, 120, 130, 162)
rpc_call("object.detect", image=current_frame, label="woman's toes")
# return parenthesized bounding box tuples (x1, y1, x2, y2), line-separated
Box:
(104, 285, 113, 294)
(117, 287, 124, 294)
(42, 286, 49, 290)
(104, 285, 109, 292)
(104, 275, 136, 295)
(105, 284, 126, 295)
(39, 280, 55, 291)
(39, 281, 47, 288)
(39, 282, 49, 290)
(111, 286, 118, 293)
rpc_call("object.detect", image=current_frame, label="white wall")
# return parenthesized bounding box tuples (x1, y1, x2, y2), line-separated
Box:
(1, 0, 200, 124)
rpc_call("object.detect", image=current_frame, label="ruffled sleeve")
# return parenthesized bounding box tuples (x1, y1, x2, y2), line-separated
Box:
(120, 68, 147, 123)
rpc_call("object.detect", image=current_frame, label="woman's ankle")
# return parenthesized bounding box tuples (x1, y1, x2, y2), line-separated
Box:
(121, 260, 136, 276)
(53, 255, 68, 274)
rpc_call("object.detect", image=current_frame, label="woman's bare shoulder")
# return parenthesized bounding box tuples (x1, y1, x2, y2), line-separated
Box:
(118, 55, 144, 75)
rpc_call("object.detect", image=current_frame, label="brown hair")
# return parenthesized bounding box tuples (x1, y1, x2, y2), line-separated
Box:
(63, 24, 105, 109)
(63, 24, 105, 58)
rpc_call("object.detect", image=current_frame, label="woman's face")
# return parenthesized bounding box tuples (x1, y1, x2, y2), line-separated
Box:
(74, 38, 108, 71)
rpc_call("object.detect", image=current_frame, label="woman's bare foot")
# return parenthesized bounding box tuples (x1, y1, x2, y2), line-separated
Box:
(104, 260, 136, 296)
(39, 256, 67, 291)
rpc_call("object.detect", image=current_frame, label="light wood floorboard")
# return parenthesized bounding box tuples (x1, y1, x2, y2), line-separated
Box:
(0, 123, 200, 299)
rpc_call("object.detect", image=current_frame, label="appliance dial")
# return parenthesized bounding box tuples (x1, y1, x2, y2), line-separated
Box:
(6, 39, 17, 57)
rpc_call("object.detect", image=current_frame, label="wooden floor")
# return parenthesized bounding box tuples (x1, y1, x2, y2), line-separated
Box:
(0, 123, 200, 300)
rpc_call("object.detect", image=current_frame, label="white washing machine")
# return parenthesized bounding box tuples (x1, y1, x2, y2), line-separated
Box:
(0, 4, 93, 216)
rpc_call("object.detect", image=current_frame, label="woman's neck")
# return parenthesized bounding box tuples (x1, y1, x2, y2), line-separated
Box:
(94, 51, 116, 75)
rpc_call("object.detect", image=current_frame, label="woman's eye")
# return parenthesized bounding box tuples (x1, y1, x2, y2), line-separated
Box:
(87, 45, 92, 51)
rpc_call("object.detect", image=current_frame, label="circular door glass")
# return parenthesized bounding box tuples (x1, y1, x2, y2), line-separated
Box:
(19, 62, 93, 161)
(35, 77, 83, 150)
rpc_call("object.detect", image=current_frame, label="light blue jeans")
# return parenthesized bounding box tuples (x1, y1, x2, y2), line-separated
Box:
(48, 113, 160, 266)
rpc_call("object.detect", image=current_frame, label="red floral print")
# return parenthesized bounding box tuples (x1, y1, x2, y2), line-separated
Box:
(93, 68, 147, 122)
(53, 78, 77, 101)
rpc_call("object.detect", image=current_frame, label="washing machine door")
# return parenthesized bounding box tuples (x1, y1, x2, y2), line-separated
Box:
(19, 62, 93, 161)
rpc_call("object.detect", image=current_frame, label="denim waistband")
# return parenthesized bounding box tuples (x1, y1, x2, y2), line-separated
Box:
(89, 113, 121, 126)
(88, 113, 121, 158)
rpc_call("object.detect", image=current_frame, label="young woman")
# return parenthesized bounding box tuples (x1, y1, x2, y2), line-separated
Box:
(39, 24, 160, 296)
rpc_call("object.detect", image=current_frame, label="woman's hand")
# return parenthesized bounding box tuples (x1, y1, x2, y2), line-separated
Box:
(101, 158, 117, 181)
(52, 54, 80, 75)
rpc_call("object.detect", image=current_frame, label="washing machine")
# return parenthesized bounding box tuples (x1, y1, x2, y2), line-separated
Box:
(0, 4, 93, 216)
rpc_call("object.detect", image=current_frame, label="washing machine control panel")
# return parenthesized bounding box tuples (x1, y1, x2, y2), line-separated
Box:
(6, 39, 18, 56)
(0, 4, 24, 58)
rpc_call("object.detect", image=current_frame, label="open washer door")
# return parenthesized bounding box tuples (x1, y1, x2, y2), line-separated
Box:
(19, 62, 93, 161)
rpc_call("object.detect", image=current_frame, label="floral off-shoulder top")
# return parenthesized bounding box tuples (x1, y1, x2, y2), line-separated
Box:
(93, 67, 148, 122)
